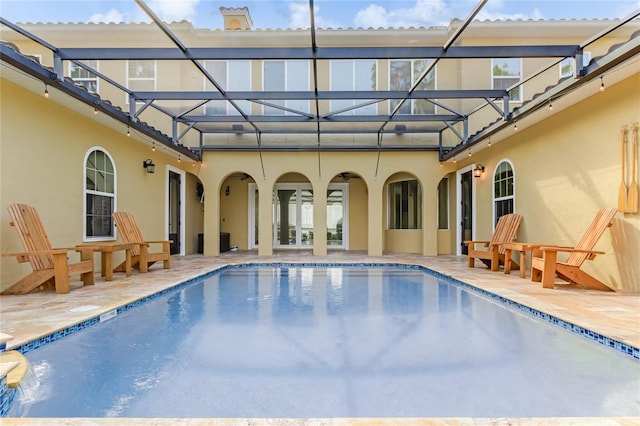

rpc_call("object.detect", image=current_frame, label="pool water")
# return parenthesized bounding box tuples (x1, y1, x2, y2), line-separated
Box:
(9, 266, 640, 418)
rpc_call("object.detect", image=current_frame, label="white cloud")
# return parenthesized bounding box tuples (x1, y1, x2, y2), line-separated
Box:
(147, 0, 200, 23)
(354, 5, 389, 28)
(289, 1, 340, 29)
(89, 9, 128, 24)
(354, 0, 451, 29)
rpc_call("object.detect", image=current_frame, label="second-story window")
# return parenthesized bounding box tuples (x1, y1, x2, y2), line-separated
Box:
(70, 60, 98, 93)
(330, 60, 377, 115)
(389, 59, 436, 114)
(560, 52, 591, 79)
(492, 58, 522, 102)
(204, 60, 251, 115)
(127, 60, 156, 103)
(263, 60, 309, 115)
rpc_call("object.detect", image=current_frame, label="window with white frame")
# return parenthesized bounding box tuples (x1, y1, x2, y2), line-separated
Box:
(559, 52, 592, 79)
(492, 58, 522, 102)
(330, 60, 377, 115)
(493, 160, 515, 224)
(126, 60, 156, 103)
(70, 60, 99, 93)
(389, 59, 436, 114)
(204, 60, 251, 115)
(263, 60, 309, 115)
(84, 148, 115, 240)
(388, 179, 422, 229)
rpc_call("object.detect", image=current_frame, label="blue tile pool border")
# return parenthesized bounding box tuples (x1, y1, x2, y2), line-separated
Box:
(10, 262, 640, 361)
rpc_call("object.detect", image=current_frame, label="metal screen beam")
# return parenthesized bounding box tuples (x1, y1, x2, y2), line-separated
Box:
(57, 45, 580, 61)
(131, 89, 507, 101)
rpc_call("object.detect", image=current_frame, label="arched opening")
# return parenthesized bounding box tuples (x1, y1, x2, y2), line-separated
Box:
(220, 172, 256, 251)
(384, 172, 423, 254)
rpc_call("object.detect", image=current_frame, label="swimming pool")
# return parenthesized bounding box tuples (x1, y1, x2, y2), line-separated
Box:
(7, 265, 640, 418)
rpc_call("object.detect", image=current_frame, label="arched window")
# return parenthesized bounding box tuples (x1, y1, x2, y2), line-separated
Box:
(84, 148, 116, 240)
(493, 160, 515, 224)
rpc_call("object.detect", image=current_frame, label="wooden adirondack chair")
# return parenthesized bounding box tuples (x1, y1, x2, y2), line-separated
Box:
(2, 204, 94, 295)
(112, 212, 171, 273)
(465, 213, 523, 271)
(530, 207, 618, 291)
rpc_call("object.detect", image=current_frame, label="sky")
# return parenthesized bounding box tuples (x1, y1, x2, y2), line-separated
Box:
(0, 0, 639, 29)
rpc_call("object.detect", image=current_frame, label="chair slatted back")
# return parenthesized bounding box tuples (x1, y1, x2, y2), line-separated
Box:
(566, 207, 617, 267)
(492, 213, 523, 255)
(7, 204, 55, 270)
(113, 212, 145, 256)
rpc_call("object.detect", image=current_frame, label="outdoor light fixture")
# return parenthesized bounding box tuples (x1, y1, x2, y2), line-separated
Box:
(225, 186, 230, 196)
(143, 159, 155, 174)
(44, 84, 49, 98)
(394, 124, 407, 133)
(232, 124, 244, 133)
(473, 164, 485, 178)
(600, 76, 605, 91)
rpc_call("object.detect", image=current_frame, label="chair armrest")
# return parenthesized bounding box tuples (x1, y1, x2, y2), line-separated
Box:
(538, 246, 605, 255)
(146, 240, 173, 244)
(3, 249, 69, 257)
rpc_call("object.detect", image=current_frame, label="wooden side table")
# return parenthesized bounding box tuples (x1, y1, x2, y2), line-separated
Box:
(502, 242, 534, 278)
(77, 242, 134, 281)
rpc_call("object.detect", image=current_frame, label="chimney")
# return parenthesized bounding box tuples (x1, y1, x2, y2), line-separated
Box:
(219, 7, 253, 30)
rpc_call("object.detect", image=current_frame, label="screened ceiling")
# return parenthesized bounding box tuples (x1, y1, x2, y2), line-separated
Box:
(1, 0, 639, 162)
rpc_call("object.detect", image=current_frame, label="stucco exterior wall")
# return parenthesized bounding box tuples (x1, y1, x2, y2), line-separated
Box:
(0, 78, 201, 291)
(454, 73, 640, 291)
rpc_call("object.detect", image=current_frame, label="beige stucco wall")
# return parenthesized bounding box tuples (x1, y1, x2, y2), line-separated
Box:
(0, 78, 202, 291)
(454, 73, 640, 292)
(198, 150, 449, 258)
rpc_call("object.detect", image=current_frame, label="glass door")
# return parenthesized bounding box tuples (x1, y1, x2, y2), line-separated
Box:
(274, 184, 314, 248)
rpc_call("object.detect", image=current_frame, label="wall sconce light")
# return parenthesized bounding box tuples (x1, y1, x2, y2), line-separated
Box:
(143, 159, 155, 174)
(473, 164, 485, 178)
(225, 186, 230, 196)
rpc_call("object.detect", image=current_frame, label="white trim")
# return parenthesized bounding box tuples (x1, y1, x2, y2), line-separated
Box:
(83, 146, 117, 242)
(455, 164, 477, 256)
(492, 158, 516, 227)
(492, 58, 523, 103)
(328, 182, 349, 250)
(126, 59, 157, 104)
(69, 60, 99, 94)
(165, 165, 186, 256)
